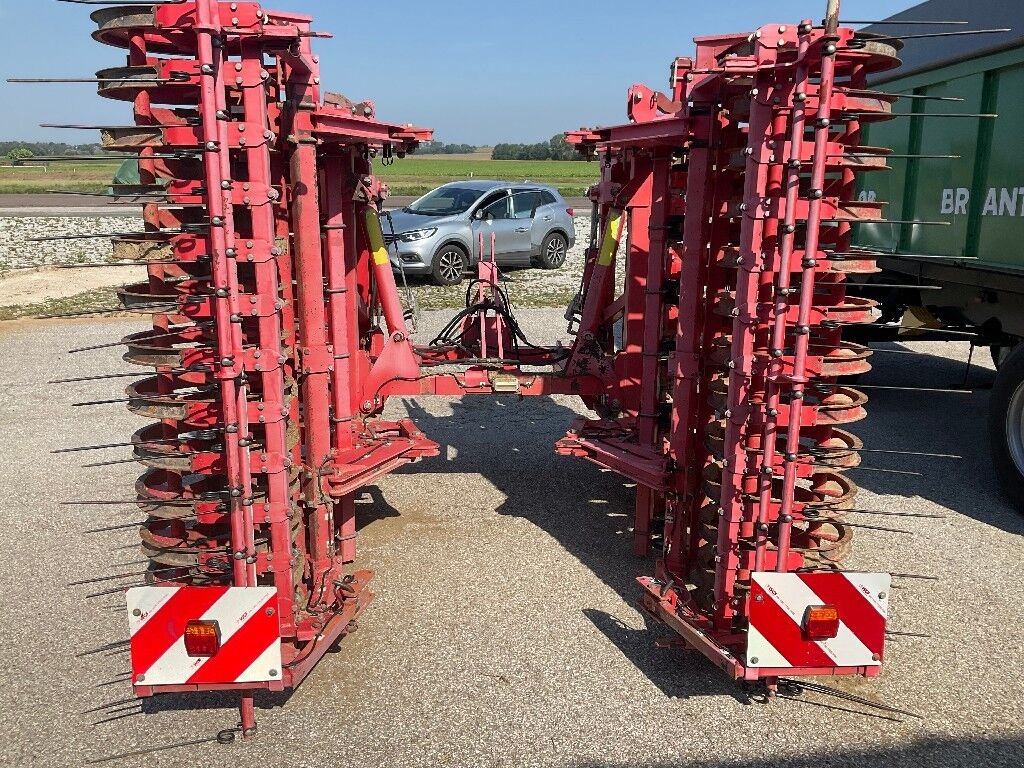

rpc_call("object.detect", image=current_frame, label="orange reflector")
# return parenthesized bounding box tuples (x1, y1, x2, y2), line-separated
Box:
(802, 605, 840, 641)
(184, 619, 221, 657)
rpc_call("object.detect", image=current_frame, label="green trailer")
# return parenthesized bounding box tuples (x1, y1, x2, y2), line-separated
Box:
(856, 0, 1024, 509)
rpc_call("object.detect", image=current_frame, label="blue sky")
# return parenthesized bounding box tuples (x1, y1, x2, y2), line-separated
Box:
(0, 0, 917, 145)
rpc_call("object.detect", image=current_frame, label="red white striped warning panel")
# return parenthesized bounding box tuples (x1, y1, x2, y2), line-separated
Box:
(746, 572, 890, 669)
(126, 586, 282, 687)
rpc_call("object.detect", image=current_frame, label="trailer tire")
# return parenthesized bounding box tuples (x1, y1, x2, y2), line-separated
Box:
(988, 343, 1024, 513)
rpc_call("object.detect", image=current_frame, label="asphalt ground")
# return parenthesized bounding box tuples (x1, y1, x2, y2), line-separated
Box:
(0, 310, 1021, 768)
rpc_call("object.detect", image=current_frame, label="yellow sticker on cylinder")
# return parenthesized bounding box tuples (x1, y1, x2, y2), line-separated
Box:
(364, 209, 391, 266)
(598, 209, 624, 267)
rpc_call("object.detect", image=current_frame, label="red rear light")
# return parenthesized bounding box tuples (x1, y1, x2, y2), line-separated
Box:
(566, 207, 574, 217)
(184, 619, 221, 657)
(802, 605, 840, 641)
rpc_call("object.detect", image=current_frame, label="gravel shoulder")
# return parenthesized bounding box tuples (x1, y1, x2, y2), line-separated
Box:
(0, 311, 1020, 768)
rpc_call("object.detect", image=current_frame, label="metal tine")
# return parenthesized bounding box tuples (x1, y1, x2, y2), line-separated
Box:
(86, 572, 203, 599)
(877, 254, 980, 261)
(811, 520, 913, 535)
(843, 90, 964, 103)
(886, 630, 932, 638)
(91, 709, 145, 727)
(62, 498, 218, 507)
(828, 251, 979, 261)
(85, 734, 237, 766)
(773, 693, 904, 724)
(85, 510, 212, 532)
(841, 20, 968, 25)
(8, 78, 168, 84)
(82, 450, 219, 469)
(83, 697, 138, 715)
(54, 260, 200, 269)
(813, 446, 961, 459)
(836, 152, 961, 159)
(54, 430, 221, 454)
(75, 640, 130, 658)
(36, 298, 204, 319)
(68, 326, 208, 354)
(810, 508, 947, 520)
(840, 465, 923, 476)
(50, 366, 212, 384)
(58, 0, 187, 5)
(804, 343, 923, 356)
(40, 189, 169, 199)
(821, 218, 951, 226)
(812, 284, 944, 292)
(778, 677, 924, 720)
(50, 371, 148, 385)
(28, 227, 201, 242)
(20, 154, 198, 162)
(860, 28, 1011, 42)
(70, 564, 198, 587)
(810, 383, 972, 395)
(821, 320, 976, 337)
(844, 111, 998, 118)
(73, 397, 135, 408)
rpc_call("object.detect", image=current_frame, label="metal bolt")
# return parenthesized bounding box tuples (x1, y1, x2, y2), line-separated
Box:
(878, 591, 887, 600)
(132, 608, 142, 616)
(750, 657, 759, 664)
(754, 594, 764, 602)
(136, 674, 145, 683)
(266, 607, 276, 616)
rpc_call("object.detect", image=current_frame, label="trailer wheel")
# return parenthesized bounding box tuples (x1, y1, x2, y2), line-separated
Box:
(989, 343, 1024, 513)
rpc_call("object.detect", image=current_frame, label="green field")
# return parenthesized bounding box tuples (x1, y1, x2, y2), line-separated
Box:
(0, 162, 122, 194)
(376, 156, 598, 197)
(0, 155, 598, 197)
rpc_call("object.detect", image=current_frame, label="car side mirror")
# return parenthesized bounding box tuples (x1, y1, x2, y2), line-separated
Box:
(472, 209, 485, 221)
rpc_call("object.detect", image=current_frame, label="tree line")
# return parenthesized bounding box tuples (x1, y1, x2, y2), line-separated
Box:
(3, 136, 586, 163)
(491, 134, 581, 161)
(414, 141, 480, 155)
(1, 142, 103, 160)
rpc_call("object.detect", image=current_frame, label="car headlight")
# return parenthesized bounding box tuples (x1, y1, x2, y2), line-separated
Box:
(399, 228, 437, 243)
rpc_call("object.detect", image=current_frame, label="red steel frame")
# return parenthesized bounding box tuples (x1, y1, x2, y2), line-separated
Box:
(82, 0, 900, 734)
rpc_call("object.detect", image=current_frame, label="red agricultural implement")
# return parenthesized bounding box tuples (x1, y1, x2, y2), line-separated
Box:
(52, 0, 909, 740)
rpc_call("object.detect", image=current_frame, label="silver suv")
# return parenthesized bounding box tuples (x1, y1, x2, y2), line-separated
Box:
(384, 180, 576, 285)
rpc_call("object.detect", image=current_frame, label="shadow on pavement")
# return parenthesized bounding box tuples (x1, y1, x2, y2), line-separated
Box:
(849, 341, 1024, 536)
(394, 396, 737, 700)
(579, 733, 1024, 768)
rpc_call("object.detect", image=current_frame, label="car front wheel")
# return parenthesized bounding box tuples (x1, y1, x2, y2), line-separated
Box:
(538, 232, 568, 269)
(431, 245, 467, 286)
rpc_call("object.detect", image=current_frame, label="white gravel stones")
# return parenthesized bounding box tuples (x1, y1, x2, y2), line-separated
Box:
(0, 215, 144, 275)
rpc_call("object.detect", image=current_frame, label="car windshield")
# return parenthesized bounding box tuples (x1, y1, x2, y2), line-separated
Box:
(404, 186, 486, 216)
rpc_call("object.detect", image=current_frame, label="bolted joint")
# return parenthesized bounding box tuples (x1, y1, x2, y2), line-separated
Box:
(815, 118, 830, 129)
(770, 348, 784, 358)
